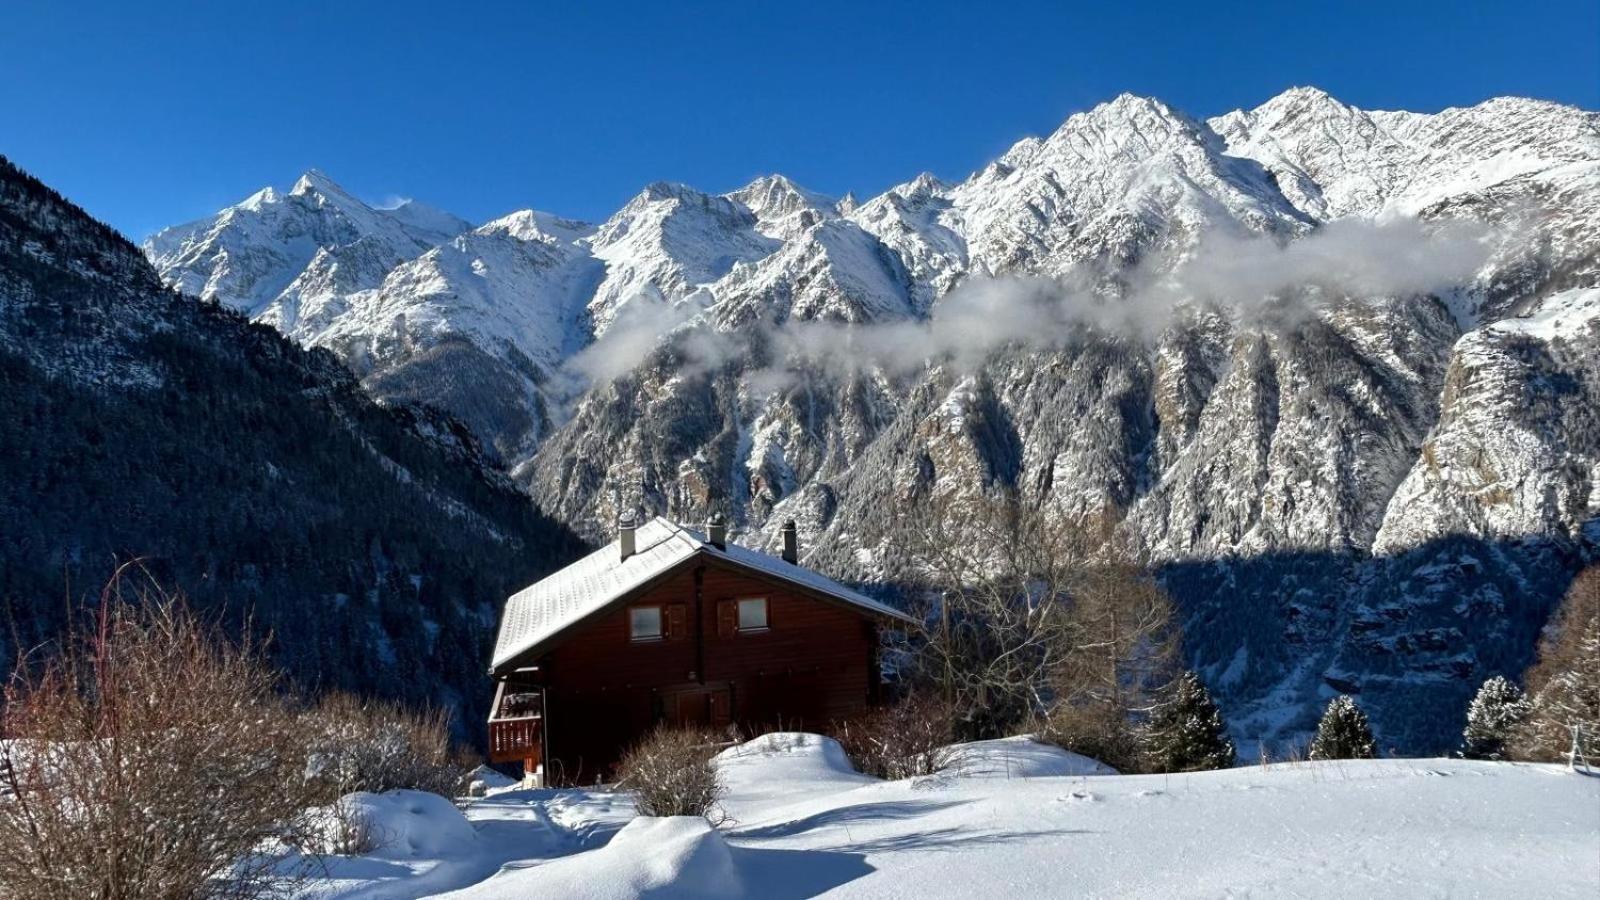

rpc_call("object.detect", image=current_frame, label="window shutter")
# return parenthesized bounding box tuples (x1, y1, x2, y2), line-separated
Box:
(666, 603, 687, 640)
(716, 599, 737, 637)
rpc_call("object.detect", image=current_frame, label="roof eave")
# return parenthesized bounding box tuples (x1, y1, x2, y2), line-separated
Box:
(489, 545, 915, 676)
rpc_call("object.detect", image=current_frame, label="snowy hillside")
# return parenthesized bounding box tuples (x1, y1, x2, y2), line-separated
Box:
(291, 733, 1600, 899)
(144, 88, 1600, 752)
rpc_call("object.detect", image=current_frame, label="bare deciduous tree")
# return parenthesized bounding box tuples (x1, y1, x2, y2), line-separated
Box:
(0, 567, 323, 899)
(899, 492, 1178, 758)
(1512, 567, 1600, 766)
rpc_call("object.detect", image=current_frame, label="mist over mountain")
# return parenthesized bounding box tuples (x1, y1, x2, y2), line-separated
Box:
(143, 87, 1599, 752)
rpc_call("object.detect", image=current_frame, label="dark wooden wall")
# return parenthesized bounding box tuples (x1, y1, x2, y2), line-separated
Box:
(524, 558, 879, 784)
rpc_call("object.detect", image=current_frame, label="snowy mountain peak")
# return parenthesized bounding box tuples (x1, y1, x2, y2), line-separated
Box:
(289, 168, 355, 201)
(1074, 92, 1196, 133)
(480, 209, 596, 246)
(730, 174, 834, 215)
(897, 172, 948, 199)
(141, 168, 471, 317)
(239, 185, 280, 211)
(728, 174, 837, 240)
(635, 180, 709, 205)
(1266, 84, 1343, 109)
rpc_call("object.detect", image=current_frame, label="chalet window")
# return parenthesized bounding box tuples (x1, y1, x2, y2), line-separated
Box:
(736, 597, 769, 632)
(629, 605, 663, 642)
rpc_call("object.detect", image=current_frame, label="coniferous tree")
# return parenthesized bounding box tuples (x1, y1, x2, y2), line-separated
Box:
(1309, 694, 1376, 760)
(1460, 676, 1528, 760)
(1144, 670, 1236, 772)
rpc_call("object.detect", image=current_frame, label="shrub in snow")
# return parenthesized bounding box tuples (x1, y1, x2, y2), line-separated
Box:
(0, 571, 322, 899)
(1510, 567, 1600, 765)
(302, 692, 470, 799)
(831, 693, 956, 779)
(1460, 676, 1529, 760)
(1144, 671, 1236, 772)
(616, 726, 724, 820)
(1042, 700, 1147, 773)
(1309, 695, 1377, 760)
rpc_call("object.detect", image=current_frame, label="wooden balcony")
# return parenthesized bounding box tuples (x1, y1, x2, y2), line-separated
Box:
(488, 681, 544, 764)
(488, 714, 542, 764)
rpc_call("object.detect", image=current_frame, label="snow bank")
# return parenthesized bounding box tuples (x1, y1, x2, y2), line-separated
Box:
(717, 733, 874, 795)
(331, 790, 476, 859)
(443, 816, 740, 900)
(295, 735, 1600, 899)
(464, 764, 519, 796)
(943, 735, 1117, 778)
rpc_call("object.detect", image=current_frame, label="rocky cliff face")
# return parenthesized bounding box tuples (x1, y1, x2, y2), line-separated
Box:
(147, 88, 1600, 752)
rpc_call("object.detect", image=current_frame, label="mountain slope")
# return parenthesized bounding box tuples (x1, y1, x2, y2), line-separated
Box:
(143, 88, 1600, 752)
(0, 155, 585, 723)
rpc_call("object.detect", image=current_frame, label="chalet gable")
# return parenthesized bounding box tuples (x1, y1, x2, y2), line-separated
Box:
(490, 516, 912, 674)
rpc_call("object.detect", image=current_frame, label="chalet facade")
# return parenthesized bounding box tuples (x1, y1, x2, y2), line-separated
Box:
(487, 513, 913, 785)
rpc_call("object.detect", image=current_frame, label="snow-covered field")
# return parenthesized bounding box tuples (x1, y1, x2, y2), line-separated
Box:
(295, 734, 1599, 899)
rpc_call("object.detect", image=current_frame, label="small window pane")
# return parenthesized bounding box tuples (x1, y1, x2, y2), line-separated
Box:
(737, 598, 768, 631)
(630, 606, 662, 641)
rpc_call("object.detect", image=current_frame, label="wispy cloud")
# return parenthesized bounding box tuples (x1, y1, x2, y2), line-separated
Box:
(563, 217, 1498, 396)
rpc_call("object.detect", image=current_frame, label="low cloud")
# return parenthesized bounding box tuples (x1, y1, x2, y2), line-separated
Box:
(563, 216, 1499, 396)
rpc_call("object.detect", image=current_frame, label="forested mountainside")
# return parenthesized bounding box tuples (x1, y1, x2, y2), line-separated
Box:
(0, 155, 586, 725)
(146, 87, 1599, 752)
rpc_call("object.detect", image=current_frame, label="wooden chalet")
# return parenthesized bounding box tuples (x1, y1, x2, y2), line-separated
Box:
(486, 513, 914, 785)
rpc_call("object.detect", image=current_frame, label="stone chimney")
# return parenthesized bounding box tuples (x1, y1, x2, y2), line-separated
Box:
(781, 519, 799, 564)
(618, 509, 638, 561)
(706, 512, 727, 550)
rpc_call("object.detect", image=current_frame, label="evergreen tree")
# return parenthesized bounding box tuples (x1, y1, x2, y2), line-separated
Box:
(1144, 670, 1235, 772)
(1309, 694, 1376, 760)
(1460, 676, 1528, 760)
(1511, 568, 1600, 764)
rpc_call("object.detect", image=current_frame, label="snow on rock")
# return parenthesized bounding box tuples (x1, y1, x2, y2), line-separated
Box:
(1374, 286, 1600, 553)
(144, 169, 470, 319)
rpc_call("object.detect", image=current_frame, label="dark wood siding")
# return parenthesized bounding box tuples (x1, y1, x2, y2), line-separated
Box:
(525, 558, 879, 784)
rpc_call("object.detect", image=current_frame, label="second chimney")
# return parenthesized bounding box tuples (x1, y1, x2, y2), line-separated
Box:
(618, 510, 638, 561)
(706, 512, 727, 550)
(781, 519, 798, 564)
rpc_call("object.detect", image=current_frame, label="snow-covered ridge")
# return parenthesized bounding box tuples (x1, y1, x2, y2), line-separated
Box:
(142, 87, 1600, 560)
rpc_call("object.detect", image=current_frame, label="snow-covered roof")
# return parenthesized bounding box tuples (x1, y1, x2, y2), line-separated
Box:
(491, 516, 912, 672)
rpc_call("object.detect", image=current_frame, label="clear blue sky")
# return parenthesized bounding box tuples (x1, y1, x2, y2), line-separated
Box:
(3, 0, 1596, 240)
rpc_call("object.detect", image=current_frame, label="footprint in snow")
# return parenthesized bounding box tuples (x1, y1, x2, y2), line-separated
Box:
(1057, 790, 1099, 803)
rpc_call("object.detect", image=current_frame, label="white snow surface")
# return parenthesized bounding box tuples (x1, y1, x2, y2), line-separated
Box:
(294, 733, 1600, 899)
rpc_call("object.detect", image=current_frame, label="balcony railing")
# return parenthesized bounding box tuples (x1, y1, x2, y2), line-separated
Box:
(488, 714, 541, 763)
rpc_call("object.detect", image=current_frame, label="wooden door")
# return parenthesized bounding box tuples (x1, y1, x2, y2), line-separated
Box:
(665, 687, 732, 729)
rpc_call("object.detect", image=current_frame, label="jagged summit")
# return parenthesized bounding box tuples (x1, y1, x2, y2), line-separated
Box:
(289, 167, 350, 198)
